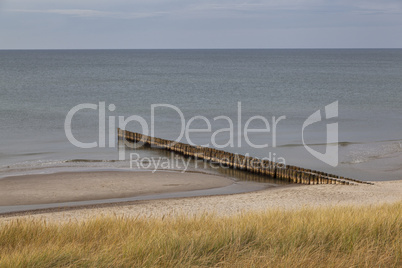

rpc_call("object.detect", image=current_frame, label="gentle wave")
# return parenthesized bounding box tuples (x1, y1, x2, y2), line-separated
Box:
(277, 141, 362, 148)
(0, 152, 54, 157)
(341, 141, 402, 165)
(65, 159, 120, 163)
(0, 159, 127, 176)
(279, 139, 402, 149)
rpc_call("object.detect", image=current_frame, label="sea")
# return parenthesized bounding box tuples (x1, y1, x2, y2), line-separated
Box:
(1, 49, 401, 182)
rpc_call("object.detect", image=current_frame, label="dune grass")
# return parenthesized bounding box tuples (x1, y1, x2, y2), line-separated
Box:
(0, 202, 400, 267)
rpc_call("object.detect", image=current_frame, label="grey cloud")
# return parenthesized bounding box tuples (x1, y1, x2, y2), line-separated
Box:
(5, 0, 402, 19)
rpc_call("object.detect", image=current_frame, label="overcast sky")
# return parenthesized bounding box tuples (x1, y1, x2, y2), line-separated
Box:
(1, 0, 401, 49)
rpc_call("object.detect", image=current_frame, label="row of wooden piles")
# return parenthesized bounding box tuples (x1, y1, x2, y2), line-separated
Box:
(118, 128, 371, 185)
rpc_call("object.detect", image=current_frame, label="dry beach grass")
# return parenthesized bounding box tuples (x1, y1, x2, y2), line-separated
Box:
(0, 202, 400, 267)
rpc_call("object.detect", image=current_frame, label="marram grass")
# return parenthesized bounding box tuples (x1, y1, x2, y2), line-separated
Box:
(0, 202, 400, 267)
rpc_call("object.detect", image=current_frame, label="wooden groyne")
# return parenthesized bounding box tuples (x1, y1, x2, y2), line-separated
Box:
(118, 128, 371, 185)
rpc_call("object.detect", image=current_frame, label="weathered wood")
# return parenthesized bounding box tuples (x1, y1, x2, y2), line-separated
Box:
(117, 128, 368, 185)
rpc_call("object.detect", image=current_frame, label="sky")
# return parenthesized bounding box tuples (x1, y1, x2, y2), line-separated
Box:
(0, 0, 401, 49)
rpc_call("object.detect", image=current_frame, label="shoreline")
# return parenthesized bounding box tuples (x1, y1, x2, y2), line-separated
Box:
(0, 169, 400, 221)
(0, 170, 283, 215)
(0, 170, 235, 207)
(0, 184, 296, 218)
(0, 176, 400, 222)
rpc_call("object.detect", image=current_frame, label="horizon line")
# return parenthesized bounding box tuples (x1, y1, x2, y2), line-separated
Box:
(1, 47, 401, 51)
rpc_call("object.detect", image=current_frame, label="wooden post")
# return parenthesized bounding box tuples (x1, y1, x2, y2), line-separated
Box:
(118, 129, 363, 186)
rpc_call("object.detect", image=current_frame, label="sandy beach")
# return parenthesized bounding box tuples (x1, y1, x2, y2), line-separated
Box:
(0, 171, 234, 206)
(0, 171, 401, 223)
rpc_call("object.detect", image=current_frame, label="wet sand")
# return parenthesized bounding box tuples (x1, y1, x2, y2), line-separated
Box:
(0, 171, 234, 206)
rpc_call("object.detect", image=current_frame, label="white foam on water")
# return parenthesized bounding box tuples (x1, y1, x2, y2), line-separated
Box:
(341, 141, 402, 165)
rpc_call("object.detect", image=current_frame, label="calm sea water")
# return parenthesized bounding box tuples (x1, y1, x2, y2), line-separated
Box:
(1, 49, 401, 181)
